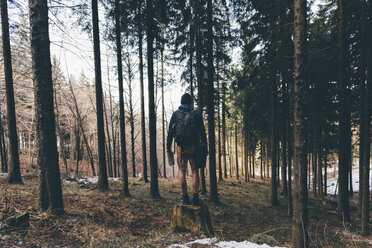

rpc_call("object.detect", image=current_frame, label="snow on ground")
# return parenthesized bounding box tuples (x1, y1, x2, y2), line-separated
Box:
(326, 167, 372, 195)
(63, 176, 121, 184)
(168, 238, 285, 248)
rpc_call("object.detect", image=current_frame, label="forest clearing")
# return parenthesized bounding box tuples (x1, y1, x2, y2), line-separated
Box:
(1, 167, 372, 248)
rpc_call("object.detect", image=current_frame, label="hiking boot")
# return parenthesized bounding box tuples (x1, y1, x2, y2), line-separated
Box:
(182, 194, 190, 205)
(192, 193, 200, 206)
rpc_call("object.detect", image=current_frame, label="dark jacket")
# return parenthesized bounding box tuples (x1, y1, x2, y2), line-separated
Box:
(166, 104, 207, 152)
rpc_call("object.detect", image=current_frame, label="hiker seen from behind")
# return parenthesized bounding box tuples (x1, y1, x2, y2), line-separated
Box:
(167, 93, 207, 206)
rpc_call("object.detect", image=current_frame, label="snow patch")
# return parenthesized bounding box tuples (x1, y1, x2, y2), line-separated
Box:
(168, 238, 285, 248)
(326, 167, 372, 195)
(0, 173, 8, 179)
(63, 176, 98, 184)
(63, 176, 120, 184)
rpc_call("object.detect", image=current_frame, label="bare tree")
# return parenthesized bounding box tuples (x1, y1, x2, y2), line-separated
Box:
(1, 0, 22, 184)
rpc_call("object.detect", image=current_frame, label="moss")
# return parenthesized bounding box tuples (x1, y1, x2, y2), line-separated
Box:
(248, 233, 280, 246)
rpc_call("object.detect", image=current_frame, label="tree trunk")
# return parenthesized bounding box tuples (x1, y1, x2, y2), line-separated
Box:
(137, 0, 148, 183)
(316, 115, 323, 198)
(323, 146, 327, 196)
(361, 0, 371, 235)
(189, 18, 194, 99)
(109, 83, 117, 178)
(271, 78, 279, 206)
(1, 0, 22, 184)
(222, 76, 227, 179)
(337, 0, 350, 221)
(124, 37, 136, 178)
(194, 0, 207, 194)
(292, 0, 309, 246)
(103, 95, 113, 177)
(29, 0, 63, 212)
(206, 0, 218, 204)
(92, 0, 109, 190)
(161, 45, 166, 179)
(235, 124, 239, 179)
(0, 110, 8, 173)
(217, 69, 222, 182)
(281, 81, 288, 196)
(115, 0, 130, 196)
(147, 0, 160, 198)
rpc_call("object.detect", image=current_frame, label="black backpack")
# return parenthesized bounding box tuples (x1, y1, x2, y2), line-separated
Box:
(174, 110, 198, 147)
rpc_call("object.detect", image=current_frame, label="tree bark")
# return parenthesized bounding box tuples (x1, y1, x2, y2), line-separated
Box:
(147, 0, 160, 198)
(29, 0, 63, 212)
(361, 0, 371, 235)
(161, 44, 166, 179)
(271, 78, 279, 206)
(337, 0, 350, 221)
(92, 0, 109, 190)
(281, 81, 288, 196)
(217, 68, 222, 182)
(292, 0, 309, 246)
(1, 0, 22, 184)
(206, 0, 218, 204)
(235, 124, 239, 179)
(193, 0, 207, 194)
(115, 0, 130, 196)
(137, 0, 148, 183)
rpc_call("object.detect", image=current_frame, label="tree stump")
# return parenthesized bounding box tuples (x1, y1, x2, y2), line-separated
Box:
(170, 204, 213, 236)
(6, 212, 30, 228)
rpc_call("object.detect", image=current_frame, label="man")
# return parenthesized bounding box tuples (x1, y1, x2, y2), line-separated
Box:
(167, 93, 207, 205)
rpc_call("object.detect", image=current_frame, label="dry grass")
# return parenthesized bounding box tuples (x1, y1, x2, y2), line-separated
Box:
(1, 173, 371, 248)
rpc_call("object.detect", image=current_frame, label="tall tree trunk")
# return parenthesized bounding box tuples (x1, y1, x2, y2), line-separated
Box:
(193, 0, 207, 194)
(103, 95, 113, 177)
(125, 37, 136, 178)
(312, 125, 317, 196)
(29, 0, 63, 212)
(206, 0, 218, 203)
(271, 78, 279, 206)
(222, 81, 227, 179)
(358, 0, 367, 214)
(281, 81, 288, 196)
(0, 114, 7, 173)
(137, 0, 148, 183)
(1, 0, 22, 184)
(74, 121, 81, 175)
(189, 18, 194, 99)
(292, 0, 309, 246)
(361, 0, 371, 235)
(235, 124, 239, 179)
(337, 0, 350, 221)
(316, 114, 323, 198)
(323, 147, 327, 196)
(217, 70, 223, 182)
(92, 0, 109, 190)
(147, 0, 160, 198)
(115, 0, 130, 196)
(161, 45, 166, 178)
(109, 83, 117, 178)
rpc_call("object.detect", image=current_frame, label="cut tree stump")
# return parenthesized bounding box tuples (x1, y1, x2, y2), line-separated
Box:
(170, 204, 213, 236)
(6, 212, 30, 228)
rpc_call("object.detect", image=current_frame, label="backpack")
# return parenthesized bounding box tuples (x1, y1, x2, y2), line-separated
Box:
(174, 110, 198, 147)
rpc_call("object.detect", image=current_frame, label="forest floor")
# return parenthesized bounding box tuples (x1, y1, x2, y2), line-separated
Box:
(1, 173, 372, 248)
